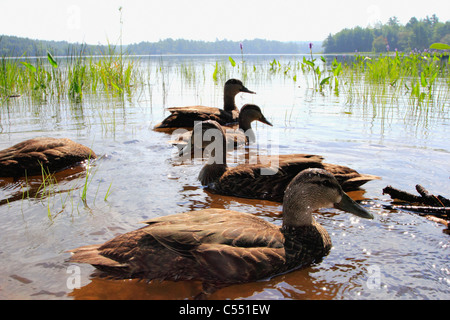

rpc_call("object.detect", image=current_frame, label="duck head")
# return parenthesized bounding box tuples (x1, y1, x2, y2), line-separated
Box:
(239, 104, 272, 131)
(223, 79, 255, 112)
(224, 79, 256, 96)
(282, 168, 373, 228)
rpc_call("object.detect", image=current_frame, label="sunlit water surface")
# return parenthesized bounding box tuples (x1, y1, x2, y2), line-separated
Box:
(0, 55, 449, 300)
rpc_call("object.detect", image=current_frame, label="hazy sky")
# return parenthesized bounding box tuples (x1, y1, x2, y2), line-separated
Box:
(1, 0, 449, 45)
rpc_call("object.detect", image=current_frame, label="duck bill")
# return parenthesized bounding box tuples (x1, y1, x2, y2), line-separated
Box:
(240, 86, 256, 94)
(334, 192, 373, 219)
(259, 115, 272, 126)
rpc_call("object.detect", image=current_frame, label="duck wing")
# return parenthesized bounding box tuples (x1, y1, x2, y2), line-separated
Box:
(145, 209, 286, 282)
(208, 153, 379, 201)
(274, 154, 380, 190)
(69, 209, 287, 283)
(213, 154, 325, 202)
(167, 106, 221, 114)
(154, 106, 238, 128)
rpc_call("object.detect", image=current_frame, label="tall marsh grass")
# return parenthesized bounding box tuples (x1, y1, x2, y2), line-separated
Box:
(0, 45, 141, 103)
(337, 52, 449, 108)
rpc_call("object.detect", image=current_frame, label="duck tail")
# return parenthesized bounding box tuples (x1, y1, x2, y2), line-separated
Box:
(340, 174, 381, 191)
(67, 244, 124, 268)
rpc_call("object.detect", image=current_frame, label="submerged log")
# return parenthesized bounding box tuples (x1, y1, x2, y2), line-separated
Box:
(383, 185, 423, 204)
(382, 185, 450, 221)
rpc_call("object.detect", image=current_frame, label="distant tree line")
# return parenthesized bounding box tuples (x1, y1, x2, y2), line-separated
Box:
(323, 14, 450, 53)
(0, 35, 322, 57)
(0, 35, 104, 57)
(126, 38, 322, 54)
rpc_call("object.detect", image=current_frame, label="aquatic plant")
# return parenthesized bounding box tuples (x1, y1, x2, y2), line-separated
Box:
(0, 55, 21, 101)
(429, 43, 450, 51)
(349, 51, 447, 105)
(212, 60, 232, 84)
(67, 47, 86, 102)
(300, 44, 330, 92)
(330, 57, 343, 95)
(9, 157, 112, 220)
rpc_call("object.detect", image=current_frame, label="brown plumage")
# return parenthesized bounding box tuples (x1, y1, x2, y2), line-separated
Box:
(68, 168, 373, 296)
(153, 79, 255, 129)
(197, 121, 380, 202)
(174, 104, 272, 155)
(0, 137, 96, 178)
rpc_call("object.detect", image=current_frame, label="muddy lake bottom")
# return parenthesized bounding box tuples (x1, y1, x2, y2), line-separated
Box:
(0, 55, 449, 300)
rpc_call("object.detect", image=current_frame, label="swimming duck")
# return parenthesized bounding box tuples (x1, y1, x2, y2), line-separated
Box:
(68, 168, 373, 297)
(153, 79, 255, 129)
(174, 104, 272, 155)
(195, 121, 380, 202)
(0, 137, 96, 178)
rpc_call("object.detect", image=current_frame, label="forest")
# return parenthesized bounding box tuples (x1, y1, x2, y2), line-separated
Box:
(125, 38, 322, 55)
(323, 15, 450, 53)
(0, 36, 321, 57)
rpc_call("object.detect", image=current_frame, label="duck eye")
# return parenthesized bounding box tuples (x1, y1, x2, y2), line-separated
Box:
(321, 180, 333, 188)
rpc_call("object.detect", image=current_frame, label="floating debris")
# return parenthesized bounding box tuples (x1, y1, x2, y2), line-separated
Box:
(383, 184, 450, 233)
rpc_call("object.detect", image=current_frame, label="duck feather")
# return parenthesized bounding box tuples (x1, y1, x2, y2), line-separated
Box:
(0, 137, 96, 178)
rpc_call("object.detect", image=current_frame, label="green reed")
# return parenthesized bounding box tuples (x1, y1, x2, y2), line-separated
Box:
(330, 51, 449, 109)
(66, 47, 86, 102)
(0, 44, 141, 103)
(12, 157, 110, 220)
(0, 56, 21, 101)
(92, 44, 136, 95)
(219, 50, 449, 107)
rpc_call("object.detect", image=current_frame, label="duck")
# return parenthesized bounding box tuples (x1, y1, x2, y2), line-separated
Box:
(68, 168, 373, 297)
(0, 137, 97, 178)
(174, 104, 272, 155)
(195, 120, 380, 202)
(153, 79, 255, 129)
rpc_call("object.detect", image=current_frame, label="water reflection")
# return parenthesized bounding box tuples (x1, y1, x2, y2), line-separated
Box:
(0, 166, 89, 207)
(67, 264, 346, 300)
(67, 255, 375, 300)
(68, 277, 204, 300)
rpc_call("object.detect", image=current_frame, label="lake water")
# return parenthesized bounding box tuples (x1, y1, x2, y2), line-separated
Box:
(0, 54, 449, 300)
